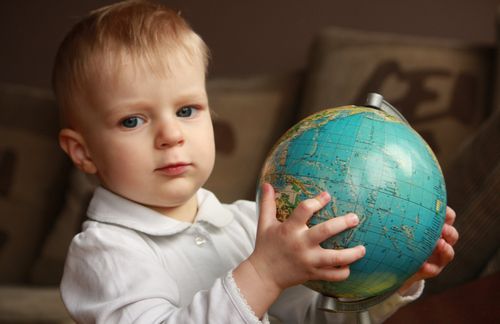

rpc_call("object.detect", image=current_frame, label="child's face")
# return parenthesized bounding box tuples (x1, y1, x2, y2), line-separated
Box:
(77, 53, 215, 218)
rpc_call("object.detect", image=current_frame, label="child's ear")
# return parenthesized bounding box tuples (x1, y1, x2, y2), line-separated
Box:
(59, 128, 97, 174)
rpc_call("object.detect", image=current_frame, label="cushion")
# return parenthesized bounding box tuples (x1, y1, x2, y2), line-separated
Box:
(204, 73, 302, 203)
(0, 286, 73, 323)
(30, 168, 98, 285)
(0, 83, 72, 283)
(299, 27, 495, 171)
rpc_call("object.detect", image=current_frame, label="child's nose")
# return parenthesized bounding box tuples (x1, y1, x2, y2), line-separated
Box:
(155, 118, 184, 148)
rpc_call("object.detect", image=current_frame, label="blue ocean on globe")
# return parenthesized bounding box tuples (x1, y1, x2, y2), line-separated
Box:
(258, 106, 446, 299)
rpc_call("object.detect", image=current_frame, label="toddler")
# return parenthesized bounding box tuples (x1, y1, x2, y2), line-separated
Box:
(53, 1, 458, 323)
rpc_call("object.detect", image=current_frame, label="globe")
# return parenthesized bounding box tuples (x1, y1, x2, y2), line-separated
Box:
(258, 105, 446, 300)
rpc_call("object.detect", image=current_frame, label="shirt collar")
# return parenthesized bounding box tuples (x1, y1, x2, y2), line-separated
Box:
(87, 187, 234, 236)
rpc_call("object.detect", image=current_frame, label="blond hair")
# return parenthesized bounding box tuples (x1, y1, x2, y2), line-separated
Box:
(52, 0, 210, 127)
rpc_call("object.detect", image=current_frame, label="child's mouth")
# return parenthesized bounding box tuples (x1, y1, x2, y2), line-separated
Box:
(156, 163, 191, 176)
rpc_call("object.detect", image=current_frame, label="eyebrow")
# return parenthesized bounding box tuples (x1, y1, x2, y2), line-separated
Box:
(170, 86, 208, 105)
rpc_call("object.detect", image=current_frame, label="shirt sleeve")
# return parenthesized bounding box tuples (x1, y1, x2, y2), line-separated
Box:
(60, 223, 268, 324)
(269, 281, 424, 324)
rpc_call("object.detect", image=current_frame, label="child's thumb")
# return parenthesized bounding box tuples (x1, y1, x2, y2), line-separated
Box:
(257, 183, 277, 229)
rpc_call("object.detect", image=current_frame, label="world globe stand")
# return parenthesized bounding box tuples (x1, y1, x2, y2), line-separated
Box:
(317, 289, 397, 324)
(317, 93, 407, 324)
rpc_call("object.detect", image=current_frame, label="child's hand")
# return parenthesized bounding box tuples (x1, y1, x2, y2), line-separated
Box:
(234, 183, 365, 317)
(250, 183, 365, 292)
(398, 206, 459, 294)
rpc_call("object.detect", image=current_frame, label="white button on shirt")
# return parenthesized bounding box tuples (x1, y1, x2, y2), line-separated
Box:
(194, 235, 207, 246)
(60, 187, 423, 324)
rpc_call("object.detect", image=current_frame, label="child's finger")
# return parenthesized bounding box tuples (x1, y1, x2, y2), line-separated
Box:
(427, 238, 454, 267)
(419, 261, 443, 278)
(316, 266, 351, 282)
(312, 245, 366, 268)
(442, 223, 459, 246)
(445, 206, 456, 225)
(257, 183, 277, 229)
(307, 213, 359, 245)
(419, 240, 455, 279)
(438, 238, 455, 265)
(287, 192, 331, 226)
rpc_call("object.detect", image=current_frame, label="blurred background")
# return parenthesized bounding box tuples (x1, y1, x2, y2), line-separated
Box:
(0, 0, 497, 89)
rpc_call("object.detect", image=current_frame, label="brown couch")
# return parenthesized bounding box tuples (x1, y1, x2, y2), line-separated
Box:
(1, 26, 499, 323)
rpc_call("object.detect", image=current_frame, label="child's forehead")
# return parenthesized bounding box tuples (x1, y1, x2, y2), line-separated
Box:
(92, 45, 204, 84)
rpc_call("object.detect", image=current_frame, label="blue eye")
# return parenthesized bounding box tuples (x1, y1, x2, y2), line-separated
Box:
(121, 116, 145, 128)
(177, 106, 196, 118)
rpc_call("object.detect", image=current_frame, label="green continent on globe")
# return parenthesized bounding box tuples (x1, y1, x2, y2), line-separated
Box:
(258, 106, 446, 299)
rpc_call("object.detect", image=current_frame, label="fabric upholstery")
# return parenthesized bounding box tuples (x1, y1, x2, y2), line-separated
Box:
(425, 109, 500, 294)
(0, 84, 71, 283)
(205, 73, 302, 203)
(299, 27, 495, 171)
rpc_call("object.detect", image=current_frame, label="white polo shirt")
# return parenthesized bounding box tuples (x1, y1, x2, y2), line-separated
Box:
(60, 187, 422, 323)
